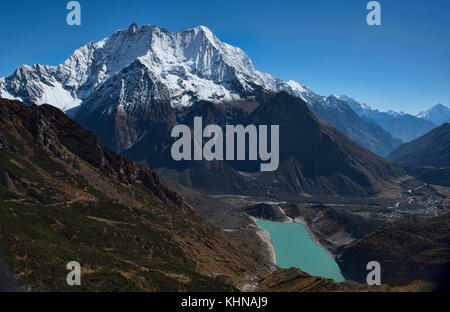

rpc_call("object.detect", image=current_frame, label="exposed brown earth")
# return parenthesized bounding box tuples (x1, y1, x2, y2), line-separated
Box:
(255, 268, 435, 292)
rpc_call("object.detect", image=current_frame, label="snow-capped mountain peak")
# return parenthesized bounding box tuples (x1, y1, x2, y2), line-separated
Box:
(417, 103, 450, 125)
(336, 95, 371, 112)
(2, 23, 422, 156)
(2, 23, 313, 110)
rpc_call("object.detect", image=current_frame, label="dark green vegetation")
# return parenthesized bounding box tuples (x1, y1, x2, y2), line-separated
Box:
(338, 214, 450, 284)
(0, 99, 267, 291)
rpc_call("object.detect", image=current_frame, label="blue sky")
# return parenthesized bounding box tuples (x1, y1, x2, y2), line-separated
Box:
(0, 0, 449, 114)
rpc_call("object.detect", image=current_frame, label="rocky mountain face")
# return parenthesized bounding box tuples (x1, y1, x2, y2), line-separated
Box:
(122, 91, 405, 198)
(388, 123, 450, 168)
(1, 23, 404, 156)
(339, 95, 437, 143)
(0, 99, 268, 291)
(417, 103, 450, 126)
(0, 24, 291, 112)
(311, 95, 403, 156)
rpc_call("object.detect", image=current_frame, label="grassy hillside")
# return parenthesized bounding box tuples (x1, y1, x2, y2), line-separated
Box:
(0, 99, 266, 291)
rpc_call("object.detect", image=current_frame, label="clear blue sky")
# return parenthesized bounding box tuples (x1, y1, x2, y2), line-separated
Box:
(0, 0, 449, 114)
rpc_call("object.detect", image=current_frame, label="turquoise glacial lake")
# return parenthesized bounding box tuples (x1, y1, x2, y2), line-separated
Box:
(256, 220, 345, 282)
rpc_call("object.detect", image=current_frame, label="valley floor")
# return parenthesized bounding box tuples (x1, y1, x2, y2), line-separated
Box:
(195, 176, 450, 290)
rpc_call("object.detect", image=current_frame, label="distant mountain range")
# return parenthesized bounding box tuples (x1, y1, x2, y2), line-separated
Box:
(0, 23, 445, 190)
(0, 23, 418, 157)
(337, 95, 440, 143)
(418, 104, 450, 126)
(314, 95, 402, 156)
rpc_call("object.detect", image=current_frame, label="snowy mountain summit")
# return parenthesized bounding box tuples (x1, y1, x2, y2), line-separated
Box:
(417, 104, 450, 126)
(0, 23, 313, 112)
(0, 23, 411, 156)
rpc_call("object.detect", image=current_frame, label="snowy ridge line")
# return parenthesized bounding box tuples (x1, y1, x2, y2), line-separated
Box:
(0, 23, 316, 112)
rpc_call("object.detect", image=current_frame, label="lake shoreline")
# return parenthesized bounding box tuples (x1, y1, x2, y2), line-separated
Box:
(250, 213, 340, 264)
(292, 216, 337, 260)
(249, 216, 277, 266)
(252, 216, 346, 282)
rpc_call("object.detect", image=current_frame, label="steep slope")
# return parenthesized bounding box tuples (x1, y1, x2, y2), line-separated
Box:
(339, 95, 437, 143)
(310, 96, 402, 156)
(387, 123, 450, 168)
(74, 59, 176, 152)
(2, 23, 403, 156)
(125, 92, 405, 198)
(0, 99, 267, 291)
(418, 103, 450, 126)
(247, 92, 404, 196)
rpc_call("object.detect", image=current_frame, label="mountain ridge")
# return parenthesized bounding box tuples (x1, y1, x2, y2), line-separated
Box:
(338, 95, 437, 143)
(1, 23, 405, 156)
(418, 103, 450, 126)
(121, 91, 405, 198)
(387, 122, 450, 168)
